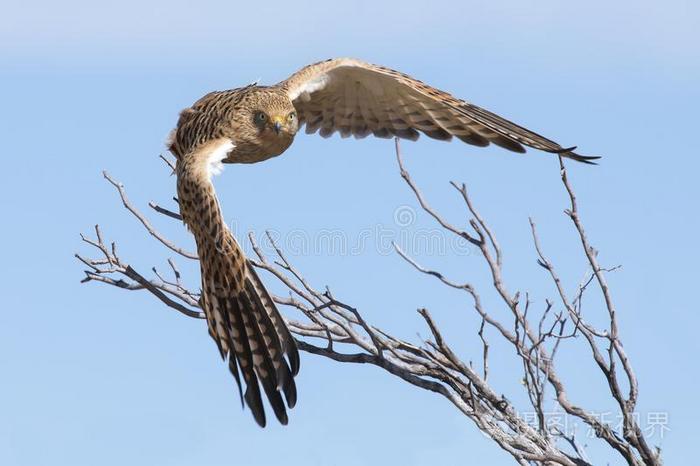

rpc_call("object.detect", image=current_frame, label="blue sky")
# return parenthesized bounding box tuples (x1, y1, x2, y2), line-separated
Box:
(1, 1, 698, 464)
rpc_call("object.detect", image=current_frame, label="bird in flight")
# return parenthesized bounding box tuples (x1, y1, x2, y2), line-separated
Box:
(168, 57, 598, 427)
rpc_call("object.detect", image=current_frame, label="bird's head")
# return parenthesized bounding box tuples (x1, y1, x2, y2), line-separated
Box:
(237, 88, 298, 157)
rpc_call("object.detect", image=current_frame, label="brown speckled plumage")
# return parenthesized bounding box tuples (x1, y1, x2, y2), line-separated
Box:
(276, 58, 598, 163)
(170, 86, 298, 164)
(168, 57, 598, 427)
(176, 139, 299, 427)
(171, 58, 598, 167)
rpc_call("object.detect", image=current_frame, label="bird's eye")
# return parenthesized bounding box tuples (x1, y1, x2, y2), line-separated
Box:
(254, 112, 267, 123)
(288, 112, 296, 121)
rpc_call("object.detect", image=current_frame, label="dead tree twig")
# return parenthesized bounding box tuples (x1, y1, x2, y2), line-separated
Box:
(76, 146, 660, 466)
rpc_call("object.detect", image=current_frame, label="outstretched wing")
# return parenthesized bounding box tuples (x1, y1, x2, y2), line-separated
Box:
(177, 139, 299, 427)
(279, 58, 598, 164)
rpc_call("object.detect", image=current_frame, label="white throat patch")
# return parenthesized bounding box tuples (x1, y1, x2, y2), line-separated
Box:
(207, 140, 235, 178)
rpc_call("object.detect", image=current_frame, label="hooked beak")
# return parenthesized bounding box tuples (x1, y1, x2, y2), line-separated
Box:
(273, 120, 282, 134)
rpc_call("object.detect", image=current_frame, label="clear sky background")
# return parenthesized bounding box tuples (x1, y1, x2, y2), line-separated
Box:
(1, 1, 698, 465)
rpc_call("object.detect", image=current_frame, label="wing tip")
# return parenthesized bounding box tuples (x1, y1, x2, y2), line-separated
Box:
(555, 146, 602, 165)
(245, 386, 267, 428)
(288, 346, 301, 376)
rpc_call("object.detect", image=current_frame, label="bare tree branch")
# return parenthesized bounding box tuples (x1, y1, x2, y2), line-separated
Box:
(102, 170, 197, 259)
(76, 142, 660, 466)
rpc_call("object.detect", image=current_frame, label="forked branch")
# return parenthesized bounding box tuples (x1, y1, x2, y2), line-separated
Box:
(76, 145, 660, 466)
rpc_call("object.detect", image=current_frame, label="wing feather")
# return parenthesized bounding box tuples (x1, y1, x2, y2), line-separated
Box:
(279, 58, 599, 163)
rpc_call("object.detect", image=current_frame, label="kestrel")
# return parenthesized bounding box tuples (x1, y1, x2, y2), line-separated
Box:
(169, 57, 598, 427)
